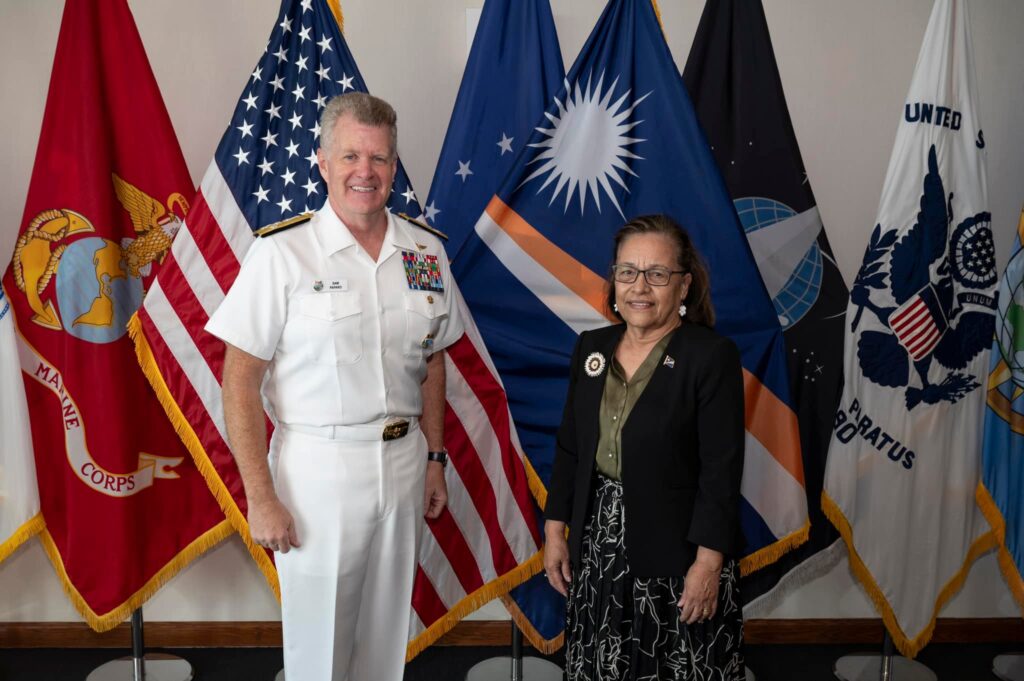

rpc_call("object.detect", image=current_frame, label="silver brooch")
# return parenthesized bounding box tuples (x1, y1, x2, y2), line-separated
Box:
(584, 352, 606, 377)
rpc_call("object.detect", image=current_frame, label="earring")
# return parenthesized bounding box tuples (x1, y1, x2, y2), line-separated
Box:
(613, 303, 619, 313)
(679, 303, 687, 317)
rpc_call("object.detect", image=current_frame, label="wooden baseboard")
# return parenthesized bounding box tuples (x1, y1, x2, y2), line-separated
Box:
(745, 618, 1023, 645)
(0, 618, 1020, 649)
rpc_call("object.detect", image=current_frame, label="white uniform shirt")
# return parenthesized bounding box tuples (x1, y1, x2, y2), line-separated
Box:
(205, 205, 464, 427)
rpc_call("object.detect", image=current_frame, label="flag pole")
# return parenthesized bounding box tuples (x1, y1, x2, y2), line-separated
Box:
(464, 621, 562, 681)
(832, 630, 937, 681)
(86, 608, 194, 680)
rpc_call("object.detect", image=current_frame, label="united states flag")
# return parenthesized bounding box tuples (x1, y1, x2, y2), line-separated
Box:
(890, 286, 947, 361)
(129, 0, 543, 655)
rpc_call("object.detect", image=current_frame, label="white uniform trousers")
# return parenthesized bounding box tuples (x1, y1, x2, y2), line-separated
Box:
(272, 423, 427, 681)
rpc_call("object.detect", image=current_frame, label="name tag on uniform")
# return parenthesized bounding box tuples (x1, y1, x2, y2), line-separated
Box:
(312, 279, 347, 292)
(401, 250, 444, 293)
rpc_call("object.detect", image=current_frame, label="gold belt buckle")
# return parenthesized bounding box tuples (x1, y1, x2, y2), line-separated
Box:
(382, 419, 410, 441)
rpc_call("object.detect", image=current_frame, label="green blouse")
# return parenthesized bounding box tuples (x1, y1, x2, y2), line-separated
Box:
(595, 330, 676, 480)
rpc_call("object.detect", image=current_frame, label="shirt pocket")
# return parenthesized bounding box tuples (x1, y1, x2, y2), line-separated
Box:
(298, 292, 362, 365)
(403, 293, 446, 358)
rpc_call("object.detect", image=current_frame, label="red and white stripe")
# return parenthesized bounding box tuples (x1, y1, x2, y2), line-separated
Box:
(891, 296, 943, 361)
(139, 165, 541, 647)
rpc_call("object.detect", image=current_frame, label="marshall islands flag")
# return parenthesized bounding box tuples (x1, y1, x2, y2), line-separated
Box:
(451, 0, 808, 584)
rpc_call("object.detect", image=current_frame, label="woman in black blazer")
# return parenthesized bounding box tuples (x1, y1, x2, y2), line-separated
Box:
(544, 214, 745, 681)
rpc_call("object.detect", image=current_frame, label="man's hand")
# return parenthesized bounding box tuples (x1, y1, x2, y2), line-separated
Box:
(223, 344, 295, 552)
(423, 461, 448, 519)
(248, 496, 301, 554)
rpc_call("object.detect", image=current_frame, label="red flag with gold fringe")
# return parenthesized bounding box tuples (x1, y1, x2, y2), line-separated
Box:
(1, 0, 230, 630)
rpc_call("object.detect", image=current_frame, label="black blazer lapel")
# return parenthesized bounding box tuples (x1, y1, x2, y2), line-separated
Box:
(633, 325, 686, 412)
(575, 326, 624, 464)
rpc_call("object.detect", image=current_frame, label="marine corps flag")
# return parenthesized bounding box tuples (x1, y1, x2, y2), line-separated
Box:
(980, 205, 1024, 614)
(1, 0, 230, 629)
(682, 0, 848, 610)
(823, 0, 996, 656)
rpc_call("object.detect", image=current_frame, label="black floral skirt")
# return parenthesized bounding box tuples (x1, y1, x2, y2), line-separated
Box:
(565, 476, 745, 681)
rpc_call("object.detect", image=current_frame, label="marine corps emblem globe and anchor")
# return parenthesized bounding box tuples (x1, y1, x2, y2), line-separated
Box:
(12, 174, 187, 341)
(10, 174, 190, 497)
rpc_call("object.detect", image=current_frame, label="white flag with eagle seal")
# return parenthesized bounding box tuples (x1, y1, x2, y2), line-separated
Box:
(822, 0, 996, 657)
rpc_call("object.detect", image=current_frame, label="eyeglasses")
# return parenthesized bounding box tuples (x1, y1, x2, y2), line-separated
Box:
(611, 265, 685, 287)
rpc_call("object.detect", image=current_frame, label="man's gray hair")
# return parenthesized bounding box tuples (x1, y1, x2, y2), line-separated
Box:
(319, 92, 398, 156)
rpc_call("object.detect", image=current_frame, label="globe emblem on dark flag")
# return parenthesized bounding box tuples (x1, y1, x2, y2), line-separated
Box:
(734, 197, 823, 329)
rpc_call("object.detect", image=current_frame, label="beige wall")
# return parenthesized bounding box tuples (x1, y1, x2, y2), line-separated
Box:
(1, 0, 1022, 624)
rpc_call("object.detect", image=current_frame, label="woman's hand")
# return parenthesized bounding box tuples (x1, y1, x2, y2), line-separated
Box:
(543, 520, 572, 596)
(677, 546, 723, 624)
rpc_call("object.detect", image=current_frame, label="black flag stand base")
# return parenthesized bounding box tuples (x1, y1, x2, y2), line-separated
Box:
(86, 609, 194, 681)
(833, 631, 936, 681)
(464, 621, 562, 681)
(993, 654, 1024, 680)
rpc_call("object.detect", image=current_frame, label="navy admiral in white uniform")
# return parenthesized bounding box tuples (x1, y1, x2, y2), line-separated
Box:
(206, 92, 463, 681)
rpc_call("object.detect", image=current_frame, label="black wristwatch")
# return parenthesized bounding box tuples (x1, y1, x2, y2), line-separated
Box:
(427, 449, 448, 467)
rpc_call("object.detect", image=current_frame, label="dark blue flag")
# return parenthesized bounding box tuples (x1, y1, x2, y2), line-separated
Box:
(682, 0, 848, 610)
(424, 0, 567, 650)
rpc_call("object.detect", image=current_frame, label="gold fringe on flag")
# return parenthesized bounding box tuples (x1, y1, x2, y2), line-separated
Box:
(37, 520, 232, 632)
(0, 513, 45, 564)
(520, 446, 548, 511)
(822, 490, 997, 658)
(976, 482, 1024, 614)
(500, 590, 566, 655)
(739, 520, 810, 576)
(127, 313, 281, 600)
(405, 549, 546, 659)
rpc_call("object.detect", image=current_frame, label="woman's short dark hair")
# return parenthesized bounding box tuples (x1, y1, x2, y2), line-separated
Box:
(605, 214, 715, 327)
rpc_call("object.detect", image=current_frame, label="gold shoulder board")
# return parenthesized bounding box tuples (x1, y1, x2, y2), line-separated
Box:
(397, 212, 448, 241)
(255, 213, 313, 238)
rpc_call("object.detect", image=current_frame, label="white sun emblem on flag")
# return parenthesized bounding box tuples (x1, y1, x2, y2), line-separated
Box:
(522, 72, 651, 218)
